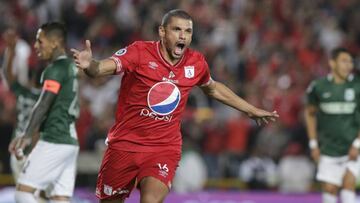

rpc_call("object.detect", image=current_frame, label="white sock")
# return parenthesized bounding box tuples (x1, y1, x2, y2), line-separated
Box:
(340, 189, 356, 203)
(323, 192, 337, 203)
(14, 191, 37, 203)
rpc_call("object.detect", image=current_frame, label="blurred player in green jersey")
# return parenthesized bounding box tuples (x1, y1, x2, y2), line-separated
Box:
(2, 27, 41, 181)
(8, 22, 80, 203)
(305, 47, 360, 203)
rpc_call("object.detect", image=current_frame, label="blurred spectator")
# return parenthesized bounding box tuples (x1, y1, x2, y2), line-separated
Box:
(2, 26, 31, 87)
(318, 15, 344, 54)
(239, 148, 278, 190)
(173, 150, 207, 193)
(202, 119, 226, 178)
(81, 77, 120, 119)
(254, 123, 290, 161)
(278, 142, 315, 193)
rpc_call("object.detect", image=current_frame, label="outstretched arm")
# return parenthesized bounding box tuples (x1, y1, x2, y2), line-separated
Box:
(71, 40, 116, 77)
(200, 80, 279, 125)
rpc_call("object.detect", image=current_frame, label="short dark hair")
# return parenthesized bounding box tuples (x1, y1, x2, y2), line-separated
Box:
(40, 22, 67, 45)
(161, 9, 193, 27)
(330, 47, 351, 60)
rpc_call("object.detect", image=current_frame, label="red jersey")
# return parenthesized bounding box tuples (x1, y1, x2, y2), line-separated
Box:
(108, 41, 211, 153)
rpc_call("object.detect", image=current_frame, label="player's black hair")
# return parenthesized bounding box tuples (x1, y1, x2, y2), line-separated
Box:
(40, 22, 67, 46)
(161, 9, 193, 27)
(330, 47, 351, 60)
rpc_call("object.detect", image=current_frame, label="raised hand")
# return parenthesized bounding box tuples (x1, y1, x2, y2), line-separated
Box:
(248, 109, 279, 126)
(71, 40, 93, 70)
(3, 28, 18, 49)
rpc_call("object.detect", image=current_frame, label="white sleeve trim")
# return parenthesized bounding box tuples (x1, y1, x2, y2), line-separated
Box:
(200, 77, 214, 87)
(109, 57, 123, 74)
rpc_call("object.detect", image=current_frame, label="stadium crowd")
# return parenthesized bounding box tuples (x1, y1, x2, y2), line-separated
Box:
(1, 0, 360, 193)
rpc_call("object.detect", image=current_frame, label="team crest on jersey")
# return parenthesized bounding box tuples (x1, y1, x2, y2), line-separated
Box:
(115, 48, 127, 56)
(345, 88, 355, 101)
(184, 66, 194, 78)
(147, 82, 181, 115)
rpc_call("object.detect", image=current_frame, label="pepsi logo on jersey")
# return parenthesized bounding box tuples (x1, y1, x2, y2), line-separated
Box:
(147, 82, 181, 116)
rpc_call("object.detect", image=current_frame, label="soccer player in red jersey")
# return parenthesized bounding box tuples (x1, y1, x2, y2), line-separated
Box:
(72, 9, 279, 203)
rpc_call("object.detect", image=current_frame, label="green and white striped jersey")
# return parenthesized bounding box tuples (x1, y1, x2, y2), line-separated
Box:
(306, 74, 360, 156)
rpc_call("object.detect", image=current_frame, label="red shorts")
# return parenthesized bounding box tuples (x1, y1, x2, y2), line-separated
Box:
(95, 147, 181, 200)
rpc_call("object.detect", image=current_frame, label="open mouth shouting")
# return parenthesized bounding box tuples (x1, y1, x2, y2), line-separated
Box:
(174, 42, 186, 57)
